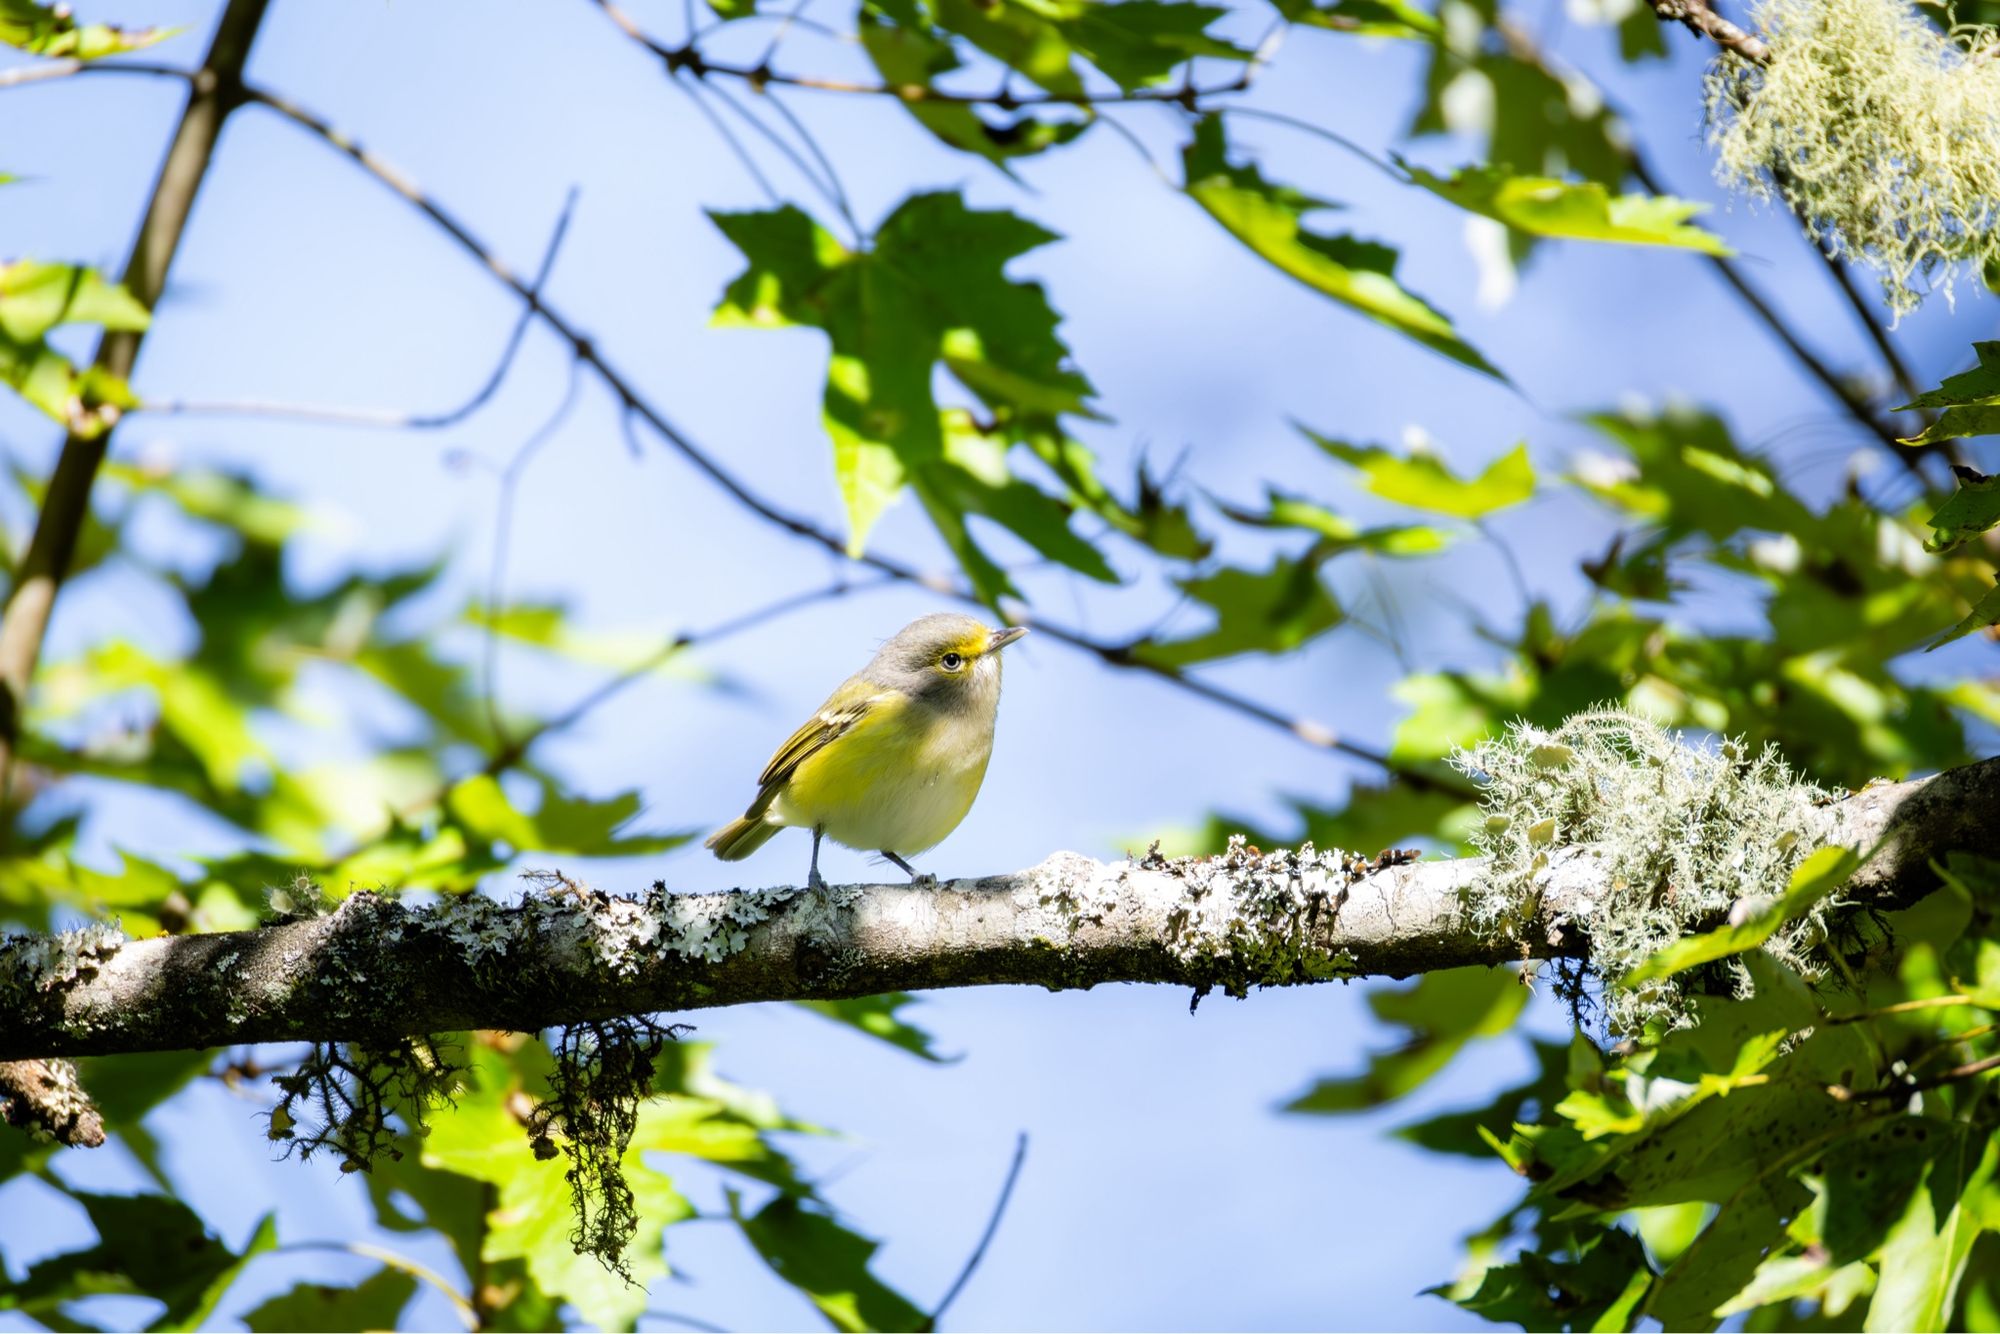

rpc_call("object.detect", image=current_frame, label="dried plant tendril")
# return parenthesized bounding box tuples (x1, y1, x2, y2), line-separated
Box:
(1705, 0, 2000, 315)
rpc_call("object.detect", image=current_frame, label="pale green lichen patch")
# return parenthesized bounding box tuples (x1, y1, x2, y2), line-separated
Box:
(1455, 710, 1834, 1032)
(419, 874, 836, 982)
(1146, 838, 1369, 1000)
(1705, 0, 2000, 313)
(0, 921, 126, 996)
(1011, 852, 1126, 945)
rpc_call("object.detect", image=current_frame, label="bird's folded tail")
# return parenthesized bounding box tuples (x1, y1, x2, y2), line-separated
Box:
(706, 813, 781, 861)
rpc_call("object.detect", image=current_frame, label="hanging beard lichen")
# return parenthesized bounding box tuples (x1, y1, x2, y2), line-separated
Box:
(1453, 710, 1841, 1034)
(1705, 0, 2000, 314)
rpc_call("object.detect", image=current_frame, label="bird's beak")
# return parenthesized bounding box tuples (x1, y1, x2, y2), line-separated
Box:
(989, 625, 1029, 652)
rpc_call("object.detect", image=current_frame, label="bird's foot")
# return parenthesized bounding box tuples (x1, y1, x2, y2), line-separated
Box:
(880, 850, 932, 886)
(808, 868, 829, 892)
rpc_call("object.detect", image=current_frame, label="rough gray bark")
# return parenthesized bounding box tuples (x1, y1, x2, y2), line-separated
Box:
(3, 754, 1997, 1064)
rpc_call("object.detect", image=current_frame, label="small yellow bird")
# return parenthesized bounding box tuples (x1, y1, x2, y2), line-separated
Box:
(706, 613, 1028, 888)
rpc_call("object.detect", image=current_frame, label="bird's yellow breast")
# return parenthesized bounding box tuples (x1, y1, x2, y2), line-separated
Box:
(771, 695, 994, 854)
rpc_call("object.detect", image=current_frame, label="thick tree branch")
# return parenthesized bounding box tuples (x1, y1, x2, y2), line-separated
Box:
(4, 755, 1996, 1063)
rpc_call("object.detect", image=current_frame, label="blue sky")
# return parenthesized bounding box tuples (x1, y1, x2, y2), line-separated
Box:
(1, 0, 1994, 1328)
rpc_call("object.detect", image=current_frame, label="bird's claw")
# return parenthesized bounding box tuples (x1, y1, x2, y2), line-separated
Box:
(909, 871, 939, 889)
(808, 869, 829, 892)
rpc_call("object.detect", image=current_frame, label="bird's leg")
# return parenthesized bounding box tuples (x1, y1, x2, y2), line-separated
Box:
(808, 827, 827, 892)
(881, 850, 937, 888)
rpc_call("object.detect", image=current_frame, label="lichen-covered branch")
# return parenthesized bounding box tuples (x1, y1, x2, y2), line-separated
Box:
(1650, 0, 1773, 63)
(3, 752, 1997, 1063)
(0, 1058, 105, 1147)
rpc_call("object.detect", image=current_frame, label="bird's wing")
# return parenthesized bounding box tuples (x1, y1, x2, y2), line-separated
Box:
(754, 685, 890, 792)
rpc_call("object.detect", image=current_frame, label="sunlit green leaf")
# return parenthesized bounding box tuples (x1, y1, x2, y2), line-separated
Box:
(1027, 433, 1210, 560)
(1928, 579, 2000, 651)
(1130, 553, 1343, 667)
(858, 18, 1087, 169)
(1897, 341, 2000, 444)
(711, 195, 1099, 559)
(1213, 487, 1454, 555)
(1272, 0, 1438, 38)
(0, 330, 138, 436)
(913, 412, 1119, 603)
(1061, 0, 1248, 88)
(1865, 1131, 1999, 1332)
(1408, 8, 1629, 188)
(1578, 403, 1815, 542)
(0, 0, 172, 57)
(1919, 465, 2000, 555)
(0, 261, 150, 342)
(1822, 1118, 1959, 1266)
(1181, 116, 1502, 378)
(1402, 163, 1729, 254)
(421, 1041, 687, 1331)
(444, 773, 691, 859)
(1309, 432, 1535, 518)
(1649, 1179, 1806, 1330)
(1436, 1225, 1652, 1331)
(1624, 847, 1860, 985)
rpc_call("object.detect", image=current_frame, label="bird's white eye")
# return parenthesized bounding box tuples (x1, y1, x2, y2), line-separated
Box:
(940, 651, 964, 671)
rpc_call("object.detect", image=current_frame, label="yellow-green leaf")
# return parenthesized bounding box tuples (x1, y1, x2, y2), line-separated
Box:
(1624, 846, 1859, 986)
(1402, 164, 1731, 255)
(1309, 431, 1536, 518)
(1182, 116, 1502, 379)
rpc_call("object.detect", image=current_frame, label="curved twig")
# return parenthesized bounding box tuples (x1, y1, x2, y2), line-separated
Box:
(929, 1132, 1029, 1329)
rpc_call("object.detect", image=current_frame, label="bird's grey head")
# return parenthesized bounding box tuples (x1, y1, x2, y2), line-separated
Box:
(864, 613, 1028, 711)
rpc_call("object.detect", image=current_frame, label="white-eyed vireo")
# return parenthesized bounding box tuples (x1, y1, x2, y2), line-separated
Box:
(706, 613, 1028, 887)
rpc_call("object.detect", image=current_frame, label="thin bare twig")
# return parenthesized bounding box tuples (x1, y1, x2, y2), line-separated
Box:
(675, 73, 787, 205)
(929, 1132, 1029, 1330)
(755, 85, 864, 242)
(1809, 244, 1952, 452)
(1647, 0, 1772, 63)
(586, 0, 1255, 108)
(698, 73, 859, 239)
(641, 1311, 730, 1333)
(475, 573, 895, 781)
(1829, 1052, 2000, 1103)
(1827, 994, 1979, 1023)
(481, 359, 587, 750)
(137, 187, 581, 431)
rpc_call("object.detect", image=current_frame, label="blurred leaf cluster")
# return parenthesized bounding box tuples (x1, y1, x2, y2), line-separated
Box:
(1294, 861, 2000, 1330)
